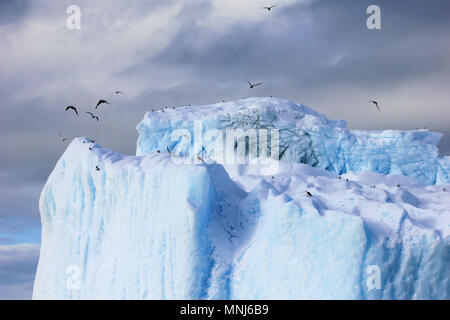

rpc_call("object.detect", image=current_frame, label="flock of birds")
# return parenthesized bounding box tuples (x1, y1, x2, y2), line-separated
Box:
(60, 91, 125, 142)
(56, 3, 443, 191)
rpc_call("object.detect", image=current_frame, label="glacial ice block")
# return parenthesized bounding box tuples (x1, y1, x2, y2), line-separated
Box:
(136, 97, 449, 185)
(33, 138, 450, 299)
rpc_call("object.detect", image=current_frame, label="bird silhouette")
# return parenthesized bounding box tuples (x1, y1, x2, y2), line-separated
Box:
(96, 165, 101, 171)
(95, 99, 111, 109)
(58, 131, 71, 142)
(368, 100, 380, 112)
(86, 112, 99, 122)
(197, 156, 204, 162)
(65, 106, 78, 116)
(306, 191, 312, 197)
(115, 91, 125, 95)
(246, 78, 263, 88)
(261, 5, 278, 11)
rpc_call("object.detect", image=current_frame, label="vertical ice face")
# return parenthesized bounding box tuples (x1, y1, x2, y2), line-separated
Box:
(33, 138, 247, 299)
(136, 97, 449, 185)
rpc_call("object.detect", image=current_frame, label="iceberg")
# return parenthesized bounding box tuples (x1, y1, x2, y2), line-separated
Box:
(33, 98, 450, 299)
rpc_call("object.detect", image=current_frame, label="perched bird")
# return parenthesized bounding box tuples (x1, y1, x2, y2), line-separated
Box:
(156, 150, 160, 153)
(368, 100, 380, 112)
(115, 91, 125, 95)
(58, 131, 71, 142)
(65, 106, 78, 116)
(95, 99, 111, 109)
(346, 179, 349, 182)
(167, 146, 171, 153)
(246, 78, 263, 89)
(338, 176, 341, 180)
(271, 176, 275, 180)
(95, 165, 101, 171)
(306, 191, 312, 197)
(89, 147, 92, 150)
(197, 156, 204, 162)
(86, 112, 99, 122)
(261, 5, 278, 11)
(397, 184, 400, 188)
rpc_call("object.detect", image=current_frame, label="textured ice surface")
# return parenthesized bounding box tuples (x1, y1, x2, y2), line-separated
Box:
(137, 97, 449, 185)
(34, 98, 450, 299)
(34, 141, 449, 299)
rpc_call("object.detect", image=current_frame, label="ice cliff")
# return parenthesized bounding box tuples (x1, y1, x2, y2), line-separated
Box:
(33, 98, 450, 299)
(137, 97, 450, 185)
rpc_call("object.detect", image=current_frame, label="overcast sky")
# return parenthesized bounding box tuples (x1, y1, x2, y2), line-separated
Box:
(0, 0, 449, 299)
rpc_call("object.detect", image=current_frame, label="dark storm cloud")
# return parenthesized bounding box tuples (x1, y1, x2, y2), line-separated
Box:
(0, 244, 40, 299)
(147, 0, 450, 92)
(0, 0, 33, 25)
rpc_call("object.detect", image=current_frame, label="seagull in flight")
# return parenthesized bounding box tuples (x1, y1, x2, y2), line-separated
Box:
(86, 112, 99, 122)
(246, 78, 263, 88)
(65, 106, 78, 116)
(368, 100, 380, 112)
(58, 131, 71, 142)
(95, 99, 111, 109)
(261, 5, 278, 11)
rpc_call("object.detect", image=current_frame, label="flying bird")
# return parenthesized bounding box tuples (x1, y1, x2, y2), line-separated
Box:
(261, 5, 278, 11)
(306, 191, 312, 197)
(368, 100, 380, 112)
(115, 91, 125, 95)
(246, 78, 263, 88)
(86, 112, 99, 122)
(65, 106, 78, 116)
(58, 131, 71, 142)
(95, 99, 111, 109)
